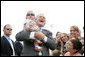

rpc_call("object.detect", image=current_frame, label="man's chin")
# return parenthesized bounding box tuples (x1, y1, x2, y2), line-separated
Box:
(39, 25, 44, 27)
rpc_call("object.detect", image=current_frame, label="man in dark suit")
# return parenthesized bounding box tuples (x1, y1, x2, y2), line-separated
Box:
(1, 24, 16, 56)
(16, 14, 56, 56)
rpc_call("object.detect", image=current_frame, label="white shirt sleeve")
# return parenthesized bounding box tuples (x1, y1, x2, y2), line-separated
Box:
(29, 32, 35, 39)
(30, 31, 48, 42)
(43, 36, 47, 42)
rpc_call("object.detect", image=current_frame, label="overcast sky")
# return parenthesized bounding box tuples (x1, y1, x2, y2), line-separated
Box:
(1, 1, 84, 41)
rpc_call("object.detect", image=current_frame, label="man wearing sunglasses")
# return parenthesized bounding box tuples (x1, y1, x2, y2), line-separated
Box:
(1, 24, 16, 56)
(23, 11, 36, 31)
(26, 11, 35, 20)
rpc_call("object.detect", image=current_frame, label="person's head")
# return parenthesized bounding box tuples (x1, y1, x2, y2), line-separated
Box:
(56, 32, 61, 36)
(66, 38, 82, 54)
(56, 32, 61, 40)
(52, 50, 60, 56)
(54, 32, 62, 44)
(36, 14, 46, 27)
(61, 33, 69, 43)
(3, 24, 12, 36)
(70, 26, 81, 38)
(26, 11, 35, 20)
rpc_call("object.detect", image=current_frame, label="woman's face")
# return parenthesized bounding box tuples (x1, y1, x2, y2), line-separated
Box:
(61, 34, 68, 42)
(70, 27, 78, 38)
(56, 33, 61, 40)
(66, 40, 73, 52)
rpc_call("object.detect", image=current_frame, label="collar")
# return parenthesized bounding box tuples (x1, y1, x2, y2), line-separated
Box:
(39, 27, 44, 31)
(3, 34, 11, 40)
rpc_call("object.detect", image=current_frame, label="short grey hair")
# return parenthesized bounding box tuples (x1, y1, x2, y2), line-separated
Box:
(36, 14, 45, 19)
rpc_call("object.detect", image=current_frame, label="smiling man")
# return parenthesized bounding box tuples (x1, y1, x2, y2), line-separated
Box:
(16, 13, 56, 56)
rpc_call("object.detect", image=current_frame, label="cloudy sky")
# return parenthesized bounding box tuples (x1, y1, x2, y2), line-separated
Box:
(1, 1, 84, 41)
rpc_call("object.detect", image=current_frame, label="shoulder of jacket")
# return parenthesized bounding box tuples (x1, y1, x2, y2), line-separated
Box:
(43, 29, 52, 33)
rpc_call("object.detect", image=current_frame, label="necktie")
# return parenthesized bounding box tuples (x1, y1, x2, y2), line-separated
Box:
(34, 40, 42, 56)
(34, 27, 43, 56)
(39, 27, 42, 31)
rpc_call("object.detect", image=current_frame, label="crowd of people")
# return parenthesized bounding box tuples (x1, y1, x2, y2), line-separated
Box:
(1, 11, 84, 56)
(51, 26, 84, 56)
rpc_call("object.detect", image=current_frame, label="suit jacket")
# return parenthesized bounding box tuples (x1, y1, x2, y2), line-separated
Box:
(14, 41, 23, 56)
(1, 36, 16, 56)
(16, 29, 56, 56)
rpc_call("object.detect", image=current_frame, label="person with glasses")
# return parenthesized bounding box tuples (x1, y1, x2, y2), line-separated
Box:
(1, 24, 16, 56)
(26, 11, 35, 20)
(23, 11, 36, 31)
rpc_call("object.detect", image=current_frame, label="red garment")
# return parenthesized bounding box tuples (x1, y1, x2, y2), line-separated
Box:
(64, 52, 82, 56)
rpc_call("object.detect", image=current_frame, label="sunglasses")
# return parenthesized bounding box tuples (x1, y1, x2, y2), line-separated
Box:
(26, 14, 35, 16)
(6, 28, 12, 31)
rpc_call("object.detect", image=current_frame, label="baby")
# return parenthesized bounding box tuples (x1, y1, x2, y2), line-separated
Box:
(24, 19, 42, 56)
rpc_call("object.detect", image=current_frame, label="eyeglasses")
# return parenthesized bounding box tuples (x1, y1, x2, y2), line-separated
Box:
(6, 28, 12, 31)
(26, 14, 35, 16)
